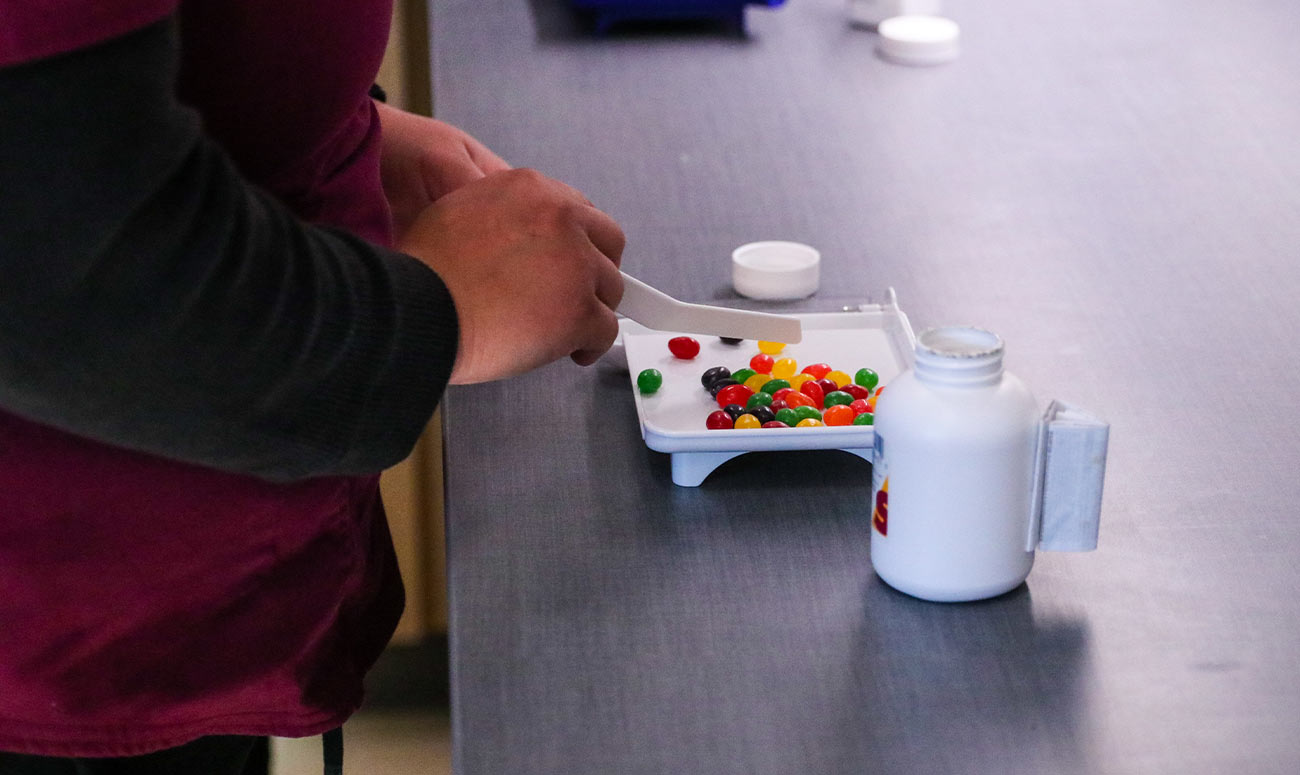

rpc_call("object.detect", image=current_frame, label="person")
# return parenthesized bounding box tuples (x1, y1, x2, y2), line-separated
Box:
(0, 0, 624, 772)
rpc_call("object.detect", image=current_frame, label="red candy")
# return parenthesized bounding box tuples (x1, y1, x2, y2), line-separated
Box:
(761, 421, 789, 429)
(715, 383, 755, 409)
(706, 410, 734, 430)
(771, 388, 794, 403)
(800, 380, 825, 408)
(843, 384, 872, 401)
(815, 378, 839, 398)
(749, 353, 775, 374)
(668, 336, 701, 359)
(801, 363, 831, 379)
(849, 399, 873, 415)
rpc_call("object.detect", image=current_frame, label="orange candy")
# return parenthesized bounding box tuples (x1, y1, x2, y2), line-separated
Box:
(784, 391, 816, 410)
(823, 405, 855, 426)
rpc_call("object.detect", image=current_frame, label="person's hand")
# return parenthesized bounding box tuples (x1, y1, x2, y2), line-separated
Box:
(375, 101, 511, 240)
(398, 168, 625, 384)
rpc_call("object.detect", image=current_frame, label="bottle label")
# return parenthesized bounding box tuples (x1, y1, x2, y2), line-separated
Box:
(871, 432, 888, 536)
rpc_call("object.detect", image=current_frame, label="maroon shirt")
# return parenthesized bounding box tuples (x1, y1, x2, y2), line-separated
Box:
(0, 0, 408, 757)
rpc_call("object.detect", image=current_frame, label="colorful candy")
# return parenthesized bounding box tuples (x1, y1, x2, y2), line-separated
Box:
(716, 383, 754, 409)
(706, 410, 733, 430)
(799, 380, 824, 408)
(696, 354, 885, 432)
(701, 366, 731, 390)
(787, 373, 814, 390)
(823, 390, 853, 408)
(708, 378, 739, 398)
(794, 406, 823, 422)
(668, 336, 700, 359)
(784, 391, 816, 410)
(775, 408, 801, 426)
(842, 384, 872, 401)
(637, 368, 662, 394)
(823, 404, 854, 426)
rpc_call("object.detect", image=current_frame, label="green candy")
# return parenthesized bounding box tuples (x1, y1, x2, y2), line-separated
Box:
(794, 406, 823, 422)
(636, 368, 662, 394)
(854, 368, 879, 391)
(823, 390, 854, 408)
(775, 407, 801, 427)
(759, 378, 791, 394)
(852, 412, 875, 426)
(746, 392, 774, 409)
(730, 368, 756, 384)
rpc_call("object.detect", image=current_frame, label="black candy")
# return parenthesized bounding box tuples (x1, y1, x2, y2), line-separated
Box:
(708, 378, 740, 398)
(701, 365, 731, 390)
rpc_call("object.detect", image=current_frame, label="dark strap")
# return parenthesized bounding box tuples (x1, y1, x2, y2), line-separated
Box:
(323, 727, 344, 775)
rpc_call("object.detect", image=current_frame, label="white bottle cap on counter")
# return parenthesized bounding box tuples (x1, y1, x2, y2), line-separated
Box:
(876, 15, 961, 66)
(731, 241, 821, 300)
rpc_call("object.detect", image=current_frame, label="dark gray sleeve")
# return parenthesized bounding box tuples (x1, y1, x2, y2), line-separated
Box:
(0, 20, 459, 482)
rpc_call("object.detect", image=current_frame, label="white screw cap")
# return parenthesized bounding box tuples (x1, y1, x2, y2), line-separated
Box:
(731, 241, 821, 300)
(877, 15, 960, 66)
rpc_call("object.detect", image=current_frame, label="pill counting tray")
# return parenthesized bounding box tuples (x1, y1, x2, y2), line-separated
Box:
(623, 290, 915, 486)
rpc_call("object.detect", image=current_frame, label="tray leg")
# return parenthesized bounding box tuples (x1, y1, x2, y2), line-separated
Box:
(671, 451, 746, 487)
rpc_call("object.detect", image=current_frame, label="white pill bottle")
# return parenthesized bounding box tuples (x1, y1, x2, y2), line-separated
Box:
(870, 326, 1041, 602)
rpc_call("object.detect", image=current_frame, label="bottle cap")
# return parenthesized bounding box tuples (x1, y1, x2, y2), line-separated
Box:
(877, 15, 960, 66)
(731, 241, 821, 300)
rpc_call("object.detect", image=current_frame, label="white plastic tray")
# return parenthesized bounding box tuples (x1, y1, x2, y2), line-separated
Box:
(623, 290, 916, 486)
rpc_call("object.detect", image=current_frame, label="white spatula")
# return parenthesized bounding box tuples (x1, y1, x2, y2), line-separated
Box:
(618, 272, 802, 343)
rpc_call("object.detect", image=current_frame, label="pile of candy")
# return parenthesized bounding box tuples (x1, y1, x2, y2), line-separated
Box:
(636, 337, 884, 430)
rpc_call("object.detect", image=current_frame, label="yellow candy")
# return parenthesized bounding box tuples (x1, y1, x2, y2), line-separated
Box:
(757, 341, 786, 355)
(771, 357, 798, 379)
(826, 370, 852, 388)
(734, 413, 762, 429)
(788, 373, 814, 390)
(743, 373, 772, 392)
(796, 418, 824, 427)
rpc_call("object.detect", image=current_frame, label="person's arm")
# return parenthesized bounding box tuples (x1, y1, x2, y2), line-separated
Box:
(0, 20, 457, 481)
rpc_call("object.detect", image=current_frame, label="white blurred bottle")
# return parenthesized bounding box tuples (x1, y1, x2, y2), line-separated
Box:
(870, 327, 1041, 602)
(848, 0, 944, 29)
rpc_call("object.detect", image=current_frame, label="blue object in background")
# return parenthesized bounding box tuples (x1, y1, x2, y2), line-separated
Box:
(570, 0, 787, 35)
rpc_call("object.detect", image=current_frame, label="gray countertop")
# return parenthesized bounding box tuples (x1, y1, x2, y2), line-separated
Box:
(428, 1, 1300, 772)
